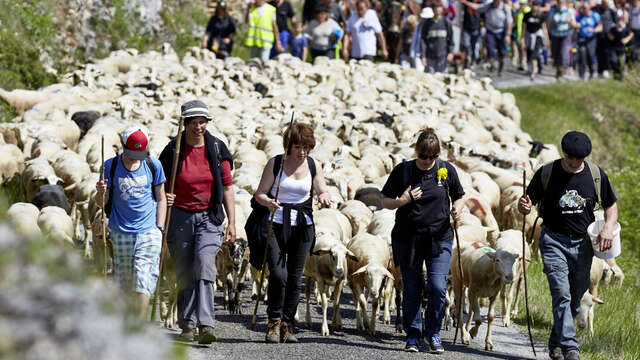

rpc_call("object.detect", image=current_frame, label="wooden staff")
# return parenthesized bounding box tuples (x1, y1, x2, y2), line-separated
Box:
(250, 112, 295, 330)
(101, 136, 107, 277)
(150, 116, 185, 321)
(522, 170, 536, 356)
(452, 218, 464, 344)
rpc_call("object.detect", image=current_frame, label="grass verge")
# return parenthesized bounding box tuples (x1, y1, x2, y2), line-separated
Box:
(507, 79, 640, 360)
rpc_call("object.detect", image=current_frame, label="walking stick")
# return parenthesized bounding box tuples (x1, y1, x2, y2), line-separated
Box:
(100, 136, 107, 277)
(452, 218, 464, 345)
(150, 116, 185, 321)
(521, 170, 537, 356)
(250, 112, 295, 330)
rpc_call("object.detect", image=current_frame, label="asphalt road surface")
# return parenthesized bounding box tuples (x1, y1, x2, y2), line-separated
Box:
(162, 283, 547, 360)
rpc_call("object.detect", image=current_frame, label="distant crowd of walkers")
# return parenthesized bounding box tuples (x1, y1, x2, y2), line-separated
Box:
(202, 0, 640, 80)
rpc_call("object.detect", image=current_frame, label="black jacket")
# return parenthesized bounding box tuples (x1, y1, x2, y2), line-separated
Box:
(159, 130, 233, 225)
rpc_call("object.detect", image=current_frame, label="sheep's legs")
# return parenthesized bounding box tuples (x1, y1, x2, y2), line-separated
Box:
(485, 295, 497, 351)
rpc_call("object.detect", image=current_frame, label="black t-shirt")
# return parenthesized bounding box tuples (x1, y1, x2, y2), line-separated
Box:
(463, 2, 483, 31)
(382, 160, 465, 237)
(523, 12, 547, 33)
(271, 0, 295, 33)
(609, 26, 631, 50)
(526, 160, 617, 236)
(205, 15, 237, 51)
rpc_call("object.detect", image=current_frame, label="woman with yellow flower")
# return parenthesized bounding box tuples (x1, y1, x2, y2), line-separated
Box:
(381, 128, 465, 354)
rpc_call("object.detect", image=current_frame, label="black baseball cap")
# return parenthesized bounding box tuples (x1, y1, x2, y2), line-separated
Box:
(561, 131, 592, 158)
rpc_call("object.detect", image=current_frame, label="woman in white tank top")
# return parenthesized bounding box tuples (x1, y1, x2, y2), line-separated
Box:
(254, 123, 332, 343)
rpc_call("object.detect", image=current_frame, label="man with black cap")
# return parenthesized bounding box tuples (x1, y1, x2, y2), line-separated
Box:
(96, 126, 167, 320)
(518, 131, 618, 360)
(159, 100, 236, 344)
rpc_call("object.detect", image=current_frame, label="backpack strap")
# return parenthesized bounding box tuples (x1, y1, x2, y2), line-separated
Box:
(145, 156, 157, 202)
(307, 156, 317, 197)
(585, 160, 601, 207)
(105, 155, 119, 217)
(540, 161, 554, 192)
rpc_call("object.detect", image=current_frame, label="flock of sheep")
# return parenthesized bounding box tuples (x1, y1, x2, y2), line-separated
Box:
(0, 44, 625, 350)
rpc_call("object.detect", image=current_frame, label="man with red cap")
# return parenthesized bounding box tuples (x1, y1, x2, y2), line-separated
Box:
(96, 126, 167, 319)
(518, 131, 618, 360)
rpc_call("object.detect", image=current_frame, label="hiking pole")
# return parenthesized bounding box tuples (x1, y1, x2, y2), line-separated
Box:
(100, 136, 107, 277)
(251, 112, 295, 330)
(150, 115, 185, 322)
(521, 170, 536, 356)
(452, 218, 464, 345)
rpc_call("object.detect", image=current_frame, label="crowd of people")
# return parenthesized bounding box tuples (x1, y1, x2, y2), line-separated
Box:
(202, 0, 639, 80)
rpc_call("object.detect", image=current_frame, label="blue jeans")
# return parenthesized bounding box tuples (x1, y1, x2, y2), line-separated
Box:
(539, 229, 593, 353)
(392, 233, 452, 339)
(485, 30, 506, 60)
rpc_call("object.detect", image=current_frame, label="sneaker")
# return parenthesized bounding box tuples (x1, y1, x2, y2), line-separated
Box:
(177, 328, 196, 342)
(565, 350, 580, 360)
(549, 347, 564, 360)
(265, 319, 281, 343)
(428, 334, 445, 354)
(280, 321, 298, 343)
(404, 337, 420, 352)
(198, 326, 216, 344)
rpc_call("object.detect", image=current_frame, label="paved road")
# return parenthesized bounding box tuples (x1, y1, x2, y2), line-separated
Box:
(162, 284, 547, 360)
(469, 60, 580, 89)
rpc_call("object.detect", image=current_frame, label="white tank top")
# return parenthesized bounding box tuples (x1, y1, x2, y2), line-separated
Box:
(270, 169, 313, 226)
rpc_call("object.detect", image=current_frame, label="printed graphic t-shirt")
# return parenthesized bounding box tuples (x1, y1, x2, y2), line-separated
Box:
(526, 160, 616, 236)
(105, 156, 166, 233)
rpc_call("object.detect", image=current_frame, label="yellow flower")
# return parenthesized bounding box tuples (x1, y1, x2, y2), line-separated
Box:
(437, 168, 448, 181)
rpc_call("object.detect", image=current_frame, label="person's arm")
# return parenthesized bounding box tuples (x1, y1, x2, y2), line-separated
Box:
(302, 43, 309, 61)
(460, 0, 481, 11)
(421, 22, 428, 63)
(451, 197, 466, 221)
(377, 31, 389, 59)
(598, 202, 618, 251)
(255, 158, 280, 212)
(245, 2, 253, 24)
(381, 186, 422, 209)
(342, 32, 351, 60)
(155, 183, 167, 229)
(312, 159, 332, 207)
(394, 31, 403, 64)
(222, 185, 236, 243)
(622, 30, 634, 45)
(446, 21, 455, 60)
(95, 179, 108, 207)
(273, 18, 283, 52)
(505, 7, 513, 44)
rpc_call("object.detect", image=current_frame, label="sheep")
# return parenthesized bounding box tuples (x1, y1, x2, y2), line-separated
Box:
(21, 158, 63, 202)
(576, 257, 607, 336)
(7, 202, 42, 237)
(0, 143, 25, 184)
(37, 206, 74, 246)
(339, 200, 373, 236)
(347, 233, 394, 336)
(304, 233, 358, 335)
(493, 230, 531, 327)
(451, 243, 519, 350)
(314, 208, 353, 244)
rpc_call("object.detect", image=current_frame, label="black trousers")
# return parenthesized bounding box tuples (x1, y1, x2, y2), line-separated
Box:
(266, 223, 314, 323)
(596, 36, 611, 74)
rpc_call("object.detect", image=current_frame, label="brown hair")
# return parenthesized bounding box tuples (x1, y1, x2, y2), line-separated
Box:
(283, 122, 316, 154)
(415, 128, 440, 156)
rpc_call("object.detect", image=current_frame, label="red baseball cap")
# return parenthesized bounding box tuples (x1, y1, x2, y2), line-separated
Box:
(122, 126, 149, 160)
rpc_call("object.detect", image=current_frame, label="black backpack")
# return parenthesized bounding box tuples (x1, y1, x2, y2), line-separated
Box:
(104, 154, 157, 217)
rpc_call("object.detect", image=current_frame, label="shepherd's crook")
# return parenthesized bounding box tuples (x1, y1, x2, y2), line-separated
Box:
(452, 218, 464, 345)
(250, 112, 295, 330)
(150, 116, 185, 321)
(100, 136, 107, 277)
(522, 170, 536, 356)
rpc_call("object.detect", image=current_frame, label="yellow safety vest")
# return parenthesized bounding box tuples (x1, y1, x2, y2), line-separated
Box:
(245, 4, 276, 49)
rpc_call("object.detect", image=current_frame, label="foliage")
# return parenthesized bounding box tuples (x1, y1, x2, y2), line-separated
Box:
(509, 80, 640, 359)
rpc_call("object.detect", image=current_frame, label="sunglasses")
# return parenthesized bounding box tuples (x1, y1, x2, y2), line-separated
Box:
(418, 153, 439, 160)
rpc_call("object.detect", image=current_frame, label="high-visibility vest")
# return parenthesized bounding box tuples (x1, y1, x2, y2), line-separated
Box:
(245, 4, 276, 49)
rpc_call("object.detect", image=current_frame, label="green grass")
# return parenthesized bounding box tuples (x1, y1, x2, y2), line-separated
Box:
(507, 79, 640, 360)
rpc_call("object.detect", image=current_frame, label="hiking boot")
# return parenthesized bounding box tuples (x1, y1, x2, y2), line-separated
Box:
(177, 328, 196, 342)
(404, 337, 419, 352)
(428, 334, 445, 354)
(280, 321, 298, 343)
(265, 319, 281, 343)
(198, 326, 216, 344)
(565, 350, 580, 360)
(549, 347, 564, 360)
